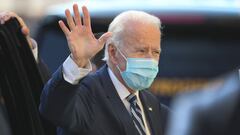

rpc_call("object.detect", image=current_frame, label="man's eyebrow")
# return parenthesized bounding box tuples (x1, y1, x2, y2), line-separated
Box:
(134, 46, 161, 51)
(152, 48, 161, 52)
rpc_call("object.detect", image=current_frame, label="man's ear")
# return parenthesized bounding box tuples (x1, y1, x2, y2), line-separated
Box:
(108, 44, 118, 65)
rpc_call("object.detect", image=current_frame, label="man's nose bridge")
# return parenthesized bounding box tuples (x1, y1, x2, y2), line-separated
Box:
(145, 50, 153, 58)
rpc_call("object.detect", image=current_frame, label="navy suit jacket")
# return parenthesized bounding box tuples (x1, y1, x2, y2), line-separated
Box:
(39, 64, 169, 135)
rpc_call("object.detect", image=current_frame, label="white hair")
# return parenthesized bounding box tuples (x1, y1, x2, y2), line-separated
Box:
(103, 10, 161, 61)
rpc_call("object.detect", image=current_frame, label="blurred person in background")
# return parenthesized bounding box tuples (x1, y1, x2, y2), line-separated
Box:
(166, 69, 240, 135)
(39, 3, 169, 135)
(0, 11, 51, 82)
(0, 12, 53, 135)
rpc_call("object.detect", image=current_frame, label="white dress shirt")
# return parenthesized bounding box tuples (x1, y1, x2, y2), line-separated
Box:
(62, 56, 151, 135)
(30, 38, 38, 62)
(62, 56, 92, 84)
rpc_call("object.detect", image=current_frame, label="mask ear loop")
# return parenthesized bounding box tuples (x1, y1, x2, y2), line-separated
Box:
(114, 45, 128, 73)
(115, 46, 127, 61)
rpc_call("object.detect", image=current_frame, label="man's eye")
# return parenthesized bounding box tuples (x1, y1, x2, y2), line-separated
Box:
(138, 50, 145, 53)
(154, 51, 160, 54)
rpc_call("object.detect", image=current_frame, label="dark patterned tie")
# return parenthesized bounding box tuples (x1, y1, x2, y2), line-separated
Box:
(126, 94, 146, 135)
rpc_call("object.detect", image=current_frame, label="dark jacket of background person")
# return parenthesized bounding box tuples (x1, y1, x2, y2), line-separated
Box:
(166, 70, 240, 135)
(0, 57, 52, 135)
(39, 64, 169, 135)
(37, 58, 57, 135)
(38, 58, 51, 83)
(0, 94, 12, 135)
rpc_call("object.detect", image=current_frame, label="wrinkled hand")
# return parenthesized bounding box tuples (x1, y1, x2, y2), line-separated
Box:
(0, 11, 33, 48)
(59, 4, 112, 68)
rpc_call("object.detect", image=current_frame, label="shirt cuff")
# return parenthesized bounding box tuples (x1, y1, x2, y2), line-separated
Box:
(31, 38, 38, 62)
(63, 55, 92, 84)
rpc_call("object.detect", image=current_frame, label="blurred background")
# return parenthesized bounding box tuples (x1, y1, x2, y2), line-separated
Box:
(1, 0, 240, 106)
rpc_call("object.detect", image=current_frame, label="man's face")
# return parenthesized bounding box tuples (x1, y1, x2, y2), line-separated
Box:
(115, 21, 161, 71)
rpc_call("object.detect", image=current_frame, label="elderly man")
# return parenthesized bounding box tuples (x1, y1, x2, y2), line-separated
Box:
(40, 4, 169, 135)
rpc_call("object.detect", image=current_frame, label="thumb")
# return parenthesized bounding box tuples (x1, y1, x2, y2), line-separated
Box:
(98, 32, 112, 46)
(21, 26, 30, 36)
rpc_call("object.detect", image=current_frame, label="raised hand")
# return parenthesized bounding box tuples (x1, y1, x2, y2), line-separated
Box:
(59, 4, 112, 68)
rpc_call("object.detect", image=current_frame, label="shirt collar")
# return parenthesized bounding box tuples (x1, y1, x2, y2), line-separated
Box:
(108, 67, 139, 100)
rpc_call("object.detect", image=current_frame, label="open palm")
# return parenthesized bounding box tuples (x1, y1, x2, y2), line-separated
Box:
(59, 4, 111, 67)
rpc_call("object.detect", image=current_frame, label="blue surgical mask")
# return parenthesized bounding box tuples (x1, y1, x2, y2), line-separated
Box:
(116, 47, 159, 91)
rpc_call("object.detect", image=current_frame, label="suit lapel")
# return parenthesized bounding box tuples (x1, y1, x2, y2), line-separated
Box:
(98, 65, 138, 135)
(139, 91, 163, 135)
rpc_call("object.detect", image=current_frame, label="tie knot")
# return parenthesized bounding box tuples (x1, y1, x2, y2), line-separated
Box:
(126, 94, 137, 104)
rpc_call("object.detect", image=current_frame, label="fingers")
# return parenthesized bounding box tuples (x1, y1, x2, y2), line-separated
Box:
(0, 11, 30, 36)
(0, 12, 10, 24)
(58, 20, 70, 36)
(63, 4, 92, 31)
(0, 13, 10, 24)
(21, 26, 30, 35)
(98, 32, 112, 46)
(65, 9, 75, 30)
(11, 13, 30, 36)
(0, 16, 8, 24)
(73, 4, 82, 26)
(0, 12, 15, 25)
(0, 11, 33, 49)
(82, 6, 92, 31)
